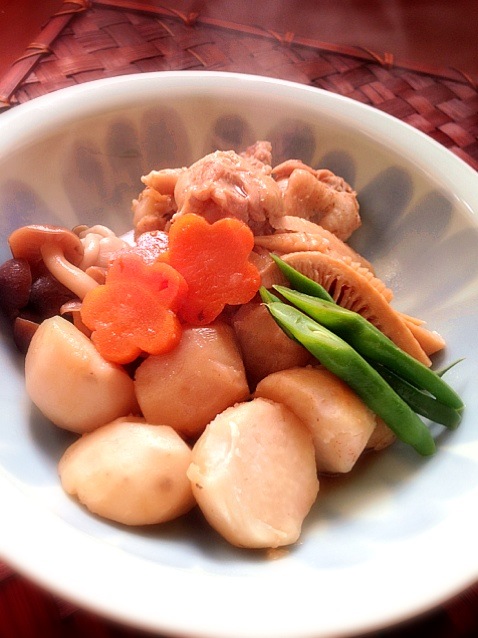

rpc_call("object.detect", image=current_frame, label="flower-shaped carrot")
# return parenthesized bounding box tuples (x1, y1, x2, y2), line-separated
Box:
(165, 214, 261, 325)
(80, 252, 188, 364)
(106, 251, 187, 312)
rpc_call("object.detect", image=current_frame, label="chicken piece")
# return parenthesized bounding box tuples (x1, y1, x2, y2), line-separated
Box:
(188, 397, 319, 548)
(132, 167, 184, 237)
(272, 159, 360, 241)
(254, 367, 377, 474)
(232, 301, 310, 387)
(132, 187, 175, 237)
(172, 150, 284, 235)
(272, 159, 317, 181)
(143, 167, 184, 194)
(25, 316, 138, 433)
(240, 140, 273, 172)
(59, 417, 195, 525)
(281, 251, 431, 365)
(134, 321, 250, 440)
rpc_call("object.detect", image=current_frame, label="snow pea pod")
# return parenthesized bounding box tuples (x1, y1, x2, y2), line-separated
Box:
(260, 294, 436, 457)
(270, 253, 334, 302)
(273, 285, 464, 412)
(369, 362, 462, 430)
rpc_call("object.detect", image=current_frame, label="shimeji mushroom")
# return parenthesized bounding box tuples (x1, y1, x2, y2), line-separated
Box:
(73, 224, 131, 270)
(8, 224, 99, 300)
(0, 257, 32, 321)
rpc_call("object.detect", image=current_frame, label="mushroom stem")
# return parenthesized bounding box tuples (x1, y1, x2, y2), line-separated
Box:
(40, 242, 99, 300)
(79, 233, 100, 270)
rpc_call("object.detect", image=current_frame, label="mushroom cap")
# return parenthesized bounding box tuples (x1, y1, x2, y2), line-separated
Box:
(8, 225, 84, 266)
(0, 257, 32, 319)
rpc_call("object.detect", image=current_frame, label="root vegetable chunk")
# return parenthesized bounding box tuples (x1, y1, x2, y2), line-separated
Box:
(25, 316, 137, 433)
(255, 367, 376, 474)
(134, 322, 249, 439)
(59, 418, 195, 525)
(188, 398, 319, 548)
(232, 302, 310, 387)
(365, 418, 396, 452)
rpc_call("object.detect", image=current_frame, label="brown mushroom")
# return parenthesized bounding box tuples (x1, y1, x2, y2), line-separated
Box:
(28, 273, 77, 320)
(0, 258, 32, 321)
(60, 299, 92, 337)
(13, 316, 39, 354)
(8, 225, 99, 300)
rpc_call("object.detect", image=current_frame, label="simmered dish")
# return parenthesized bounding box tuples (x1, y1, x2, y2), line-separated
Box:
(0, 141, 463, 549)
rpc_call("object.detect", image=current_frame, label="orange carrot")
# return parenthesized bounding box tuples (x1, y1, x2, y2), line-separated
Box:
(80, 251, 188, 364)
(164, 214, 261, 325)
(81, 215, 260, 360)
(81, 282, 182, 364)
(107, 251, 187, 312)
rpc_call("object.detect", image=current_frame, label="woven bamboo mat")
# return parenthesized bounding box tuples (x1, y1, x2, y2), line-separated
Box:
(1, 562, 477, 638)
(0, 2, 477, 637)
(0, 0, 477, 170)
(0, 554, 477, 638)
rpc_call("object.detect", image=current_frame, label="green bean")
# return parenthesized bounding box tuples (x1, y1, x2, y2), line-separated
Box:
(260, 287, 281, 304)
(270, 253, 334, 302)
(263, 298, 436, 456)
(368, 362, 462, 429)
(273, 285, 464, 411)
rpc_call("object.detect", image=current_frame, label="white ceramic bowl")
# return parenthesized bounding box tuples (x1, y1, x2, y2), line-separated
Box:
(0, 72, 477, 638)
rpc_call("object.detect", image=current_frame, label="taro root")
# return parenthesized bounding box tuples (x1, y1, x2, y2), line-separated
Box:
(232, 301, 311, 387)
(255, 366, 377, 474)
(59, 418, 195, 526)
(188, 397, 319, 548)
(25, 315, 138, 433)
(365, 418, 396, 452)
(135, 321, 249, 439)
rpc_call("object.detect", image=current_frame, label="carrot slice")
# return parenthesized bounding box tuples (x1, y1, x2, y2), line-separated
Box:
(81, 281, 182, 364)
(80, 251, 187, 364)
(107, 251, 188, 312)
(81, 215, 260, 359)
(165, 214, 261, 325)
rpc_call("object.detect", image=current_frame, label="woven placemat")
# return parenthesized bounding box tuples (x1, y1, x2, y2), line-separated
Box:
(0, 2, 477, 637)
(1, 543, 477, 638)
(0, 0, 477, 170)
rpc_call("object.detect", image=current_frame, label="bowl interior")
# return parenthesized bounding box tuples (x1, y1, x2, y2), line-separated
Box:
(0, 72, 477, 636)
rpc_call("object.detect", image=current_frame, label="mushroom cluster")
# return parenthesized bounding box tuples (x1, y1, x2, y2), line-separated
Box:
(0, 224, 129, 352)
